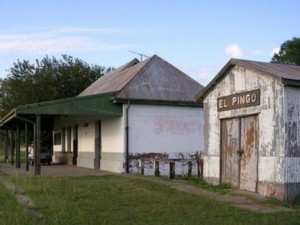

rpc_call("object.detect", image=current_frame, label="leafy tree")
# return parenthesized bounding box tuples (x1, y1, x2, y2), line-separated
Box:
(271, 37, 300, 65)
(0, 55, 112, 117)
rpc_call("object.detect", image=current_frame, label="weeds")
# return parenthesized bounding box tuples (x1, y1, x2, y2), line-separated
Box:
(290, 194, 300, 209)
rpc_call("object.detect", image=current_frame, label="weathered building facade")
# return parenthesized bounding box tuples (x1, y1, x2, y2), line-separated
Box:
(197, 59, 300, 201)
(52, 55, 204, 175)
(1, 55, 204, 177)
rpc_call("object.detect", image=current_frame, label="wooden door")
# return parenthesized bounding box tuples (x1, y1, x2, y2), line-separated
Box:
(221, 118, 240, 188)
(240, 115, 258, 192)
(221, 115, 258, 192)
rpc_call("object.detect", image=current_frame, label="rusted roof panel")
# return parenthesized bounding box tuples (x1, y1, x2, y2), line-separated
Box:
(80, 55, 203, 103)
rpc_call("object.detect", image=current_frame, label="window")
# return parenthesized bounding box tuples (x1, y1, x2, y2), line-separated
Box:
(54, 132, 62, 145)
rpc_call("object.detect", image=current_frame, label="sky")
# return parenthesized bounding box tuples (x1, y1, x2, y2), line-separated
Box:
(0, 0, 299, 85)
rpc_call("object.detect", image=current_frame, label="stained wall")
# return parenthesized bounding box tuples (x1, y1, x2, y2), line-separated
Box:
(203, 65, 286, 199)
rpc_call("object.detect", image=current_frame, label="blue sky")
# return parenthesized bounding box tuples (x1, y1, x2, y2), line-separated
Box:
(0, 0, 299, 85)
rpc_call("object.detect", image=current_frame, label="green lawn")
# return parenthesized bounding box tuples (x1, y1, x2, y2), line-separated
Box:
(0, 180, 40, 225)
(0, 175, 297, 225)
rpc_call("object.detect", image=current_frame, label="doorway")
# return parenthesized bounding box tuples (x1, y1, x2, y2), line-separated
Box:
(72, 125, 78, 165)
(94, 121, 102, 169)
(220, 115, 258, 192)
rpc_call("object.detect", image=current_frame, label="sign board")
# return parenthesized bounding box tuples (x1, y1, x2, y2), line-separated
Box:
(217, 89, 260, 112)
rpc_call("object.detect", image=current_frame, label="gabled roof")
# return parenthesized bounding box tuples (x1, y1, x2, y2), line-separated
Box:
(196, 58, 300, 102)
(80, 55, 204, 103)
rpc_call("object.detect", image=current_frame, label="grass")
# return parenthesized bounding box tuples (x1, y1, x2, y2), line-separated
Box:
(0, 180, 40, 225)
(179, 176, 300, 208)
(0, 175, 298, 225)
(178, 176, 233, 194)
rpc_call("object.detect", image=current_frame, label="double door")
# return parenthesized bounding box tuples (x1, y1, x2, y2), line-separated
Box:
(221, 115, 258, 192)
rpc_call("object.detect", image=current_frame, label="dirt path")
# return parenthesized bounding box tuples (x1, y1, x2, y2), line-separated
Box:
(126, 175, 294, 213)
(0, 163, 294, 214)
(0, 171, 44, 222)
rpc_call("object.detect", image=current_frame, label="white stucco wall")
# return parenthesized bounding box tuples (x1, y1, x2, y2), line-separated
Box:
(100, 112, 125, 173)
(101, 116, 125, 154)
(53, 116, 98, 152)
(52, 104, 203, 175)
(128, 104, 203, 154)
(53, 116, 100, 168)
(127, 104, 203, 176)
(203, 66, 285, 184)
(53, 113, 126, 172)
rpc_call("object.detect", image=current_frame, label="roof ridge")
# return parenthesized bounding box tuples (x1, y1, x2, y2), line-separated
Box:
(231, 58, 300, 68)
(115, 55, 156, 96)
(115, 55, 203, 102)
(158, 56, 204, 88)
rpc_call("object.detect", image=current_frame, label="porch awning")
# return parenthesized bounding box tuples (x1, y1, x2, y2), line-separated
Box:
(0, 93, 122, 127)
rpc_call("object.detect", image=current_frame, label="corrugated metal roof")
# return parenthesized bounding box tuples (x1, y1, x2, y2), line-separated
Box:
(196, 58, 300, 102)
(80, 55, 203, 103)
(231, 59, 300, 81)
(79, 58, 141, 96)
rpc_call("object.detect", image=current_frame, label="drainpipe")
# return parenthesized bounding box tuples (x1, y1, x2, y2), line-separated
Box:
(125, 100, 131, 173)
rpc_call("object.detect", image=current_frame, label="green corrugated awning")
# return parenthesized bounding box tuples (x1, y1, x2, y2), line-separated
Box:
(0, 93, 122, 127)
(17, 93, 122, 116)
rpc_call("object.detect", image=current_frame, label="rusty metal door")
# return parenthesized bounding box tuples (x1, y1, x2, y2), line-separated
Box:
(221, 118, 240, 188)
(240, 115, 258, 192)
(221, 115, 258, 192)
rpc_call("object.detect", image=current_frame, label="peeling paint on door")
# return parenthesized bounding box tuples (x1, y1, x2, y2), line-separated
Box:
(221, 118, 240, 187)
(240, 115, 258, 192)
(221, 115, 258, 192)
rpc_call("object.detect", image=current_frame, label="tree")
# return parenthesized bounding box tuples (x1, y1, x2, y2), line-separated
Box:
(271, 37, 300, 65)
(0, 55, 112, 117)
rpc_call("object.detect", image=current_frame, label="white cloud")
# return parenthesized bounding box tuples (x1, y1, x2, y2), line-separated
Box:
(197, 67, 212, 85)
(184, 67, 214, 85)
(271, 47, 280, 56)
(251, 49, 263, 56)
(224, 43, 244, 58)
(0, 27, 129, 54)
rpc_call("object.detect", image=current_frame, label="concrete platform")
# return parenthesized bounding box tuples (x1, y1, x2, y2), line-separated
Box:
(0, 163, 113, 177)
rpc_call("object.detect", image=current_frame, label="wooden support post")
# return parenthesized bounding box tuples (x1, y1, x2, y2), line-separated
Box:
(4, 131, 8, 163)
(138, 159, 144, 175)
(10, 131, 14, 165)
(16, 125, 21, 168)
(188, 161, 192, 177)
(35, 115, 41, 175)
(25, 122, 29, 171)
(0, 136, 6, 163)
(154, 161, 160, 177)
(169, 162, 175, 179)
(199, 158, 203, 178)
